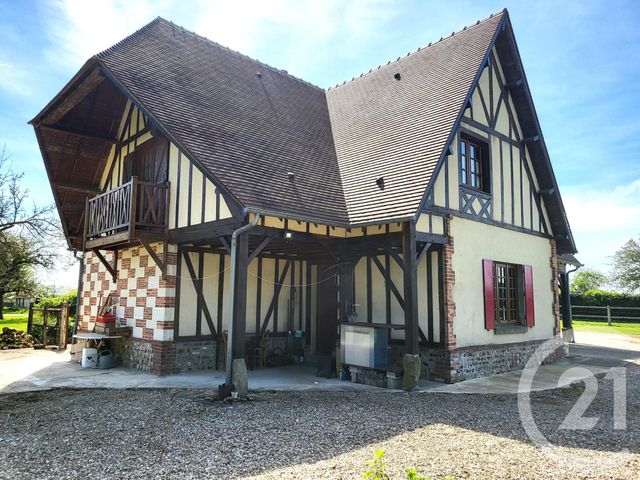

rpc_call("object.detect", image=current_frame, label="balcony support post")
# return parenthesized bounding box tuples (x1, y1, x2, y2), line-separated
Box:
(128, 176, 138, 242)
(139, 237, 168, 279)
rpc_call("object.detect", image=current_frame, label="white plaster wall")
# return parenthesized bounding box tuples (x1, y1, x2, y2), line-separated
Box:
(450, 216, 555, 348)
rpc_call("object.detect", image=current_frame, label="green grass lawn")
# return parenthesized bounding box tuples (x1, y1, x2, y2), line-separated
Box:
(572, 319, 640, 337)
(0, 312, 29, 332)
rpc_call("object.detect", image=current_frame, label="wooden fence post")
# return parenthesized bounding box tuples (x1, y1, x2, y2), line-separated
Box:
(59, 302, 69, 350)
(42, 306, 48, 347)
(27, 302, 34, 335)
(607, 305, 612, 326)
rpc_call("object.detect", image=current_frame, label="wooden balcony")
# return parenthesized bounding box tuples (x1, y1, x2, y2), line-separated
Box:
(84, 177, 169, 250)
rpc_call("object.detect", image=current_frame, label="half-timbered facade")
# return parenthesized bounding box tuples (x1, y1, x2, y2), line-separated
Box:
(31, 9, 576, 390)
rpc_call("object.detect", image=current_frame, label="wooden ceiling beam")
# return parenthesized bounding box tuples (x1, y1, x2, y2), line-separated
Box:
(43, 68, 105, 125)
(55, 182, 101, 195)
(40, 124, 116, 144)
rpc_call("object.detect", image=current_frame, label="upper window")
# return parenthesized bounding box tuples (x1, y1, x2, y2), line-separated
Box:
(460, 136, 489, 193)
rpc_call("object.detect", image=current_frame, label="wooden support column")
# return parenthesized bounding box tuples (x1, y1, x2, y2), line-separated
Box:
(402, 221, 419, 355)
(559, 272, 573, 330)
(231, 231, 249, 360)
(339, 261, 356, 322)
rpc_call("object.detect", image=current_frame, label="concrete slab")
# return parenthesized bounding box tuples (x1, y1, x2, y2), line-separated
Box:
(2, 332, 638, 395)
(0, 349, 380, 394)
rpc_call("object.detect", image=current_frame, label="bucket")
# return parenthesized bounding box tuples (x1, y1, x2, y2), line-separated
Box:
(81, 348, 98, 368)
(97, 350, 113, 369)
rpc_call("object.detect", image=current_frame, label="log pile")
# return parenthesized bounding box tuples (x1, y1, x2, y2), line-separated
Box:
(0, 327, 34, 349)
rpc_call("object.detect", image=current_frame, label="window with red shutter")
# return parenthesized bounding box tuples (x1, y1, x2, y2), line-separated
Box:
(523, 265, 535, 327)
(483, 260, 533, 332)
(482, 259, 495, 330)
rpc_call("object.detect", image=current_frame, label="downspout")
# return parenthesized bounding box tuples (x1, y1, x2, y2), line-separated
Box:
(563, 264, 580, 332)
(225, 212, 262, 385)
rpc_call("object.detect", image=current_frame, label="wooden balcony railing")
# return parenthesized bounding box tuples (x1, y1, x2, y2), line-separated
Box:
(84, 177, 169, 249)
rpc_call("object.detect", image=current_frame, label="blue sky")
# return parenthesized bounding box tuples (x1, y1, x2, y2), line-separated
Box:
(1, 0, 639, 288)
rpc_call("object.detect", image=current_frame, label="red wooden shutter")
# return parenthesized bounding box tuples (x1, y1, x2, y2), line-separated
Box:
(524, 265, 535, 327)
(482, 259, 495, 330)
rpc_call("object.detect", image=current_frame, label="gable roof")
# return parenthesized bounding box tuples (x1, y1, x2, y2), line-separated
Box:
(30, 9, 576, 253)
(326, 13, 503, 225)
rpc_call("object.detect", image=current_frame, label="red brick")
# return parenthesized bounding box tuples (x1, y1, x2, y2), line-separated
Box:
(147, 288, 158, 297)
(144, 307, 153, 320)
(137, 277, 148, 289)
(140, 255, 148, 268)
(136, 319, 146, 327)
(142, 328, 154, 340)
(156, 297, 175, 307)
(136, 297, 146, 307)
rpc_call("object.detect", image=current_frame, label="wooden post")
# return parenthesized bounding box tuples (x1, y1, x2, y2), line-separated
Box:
(128, 176, 138, 242)
(402, 221, 419, 355)
(27, 302, 34, 335)
(339, 264, 355, 322)
(42, 306, 48, 347)
(83, 197, 89, 251)
(607, 305, 612, 326)
(59, 302, 69, 350)
(559, 272, 573, 330)
(232, 231, 249, 360)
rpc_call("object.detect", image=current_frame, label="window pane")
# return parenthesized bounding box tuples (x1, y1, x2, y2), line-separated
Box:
(460, 141, 466, 155)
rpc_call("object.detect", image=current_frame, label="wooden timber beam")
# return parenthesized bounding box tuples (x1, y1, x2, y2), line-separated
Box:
(181, 250, 217, 337)
(247, 236, 271, 263)
(139, 238, 168, 279)
(259, 259, 292, 338)
(55, 182, 101, 195)
(370, 254, 428, 344)
(40, 124, 116, 144)
(44, 68, 105, 125)
(370, 256, 404, 310)
(169, 217, 239, 244)
(416, 242, 432, 265)
(232, 232, 250, 360)
(402, 222, 419, 354)
(92, 248, 117, 282)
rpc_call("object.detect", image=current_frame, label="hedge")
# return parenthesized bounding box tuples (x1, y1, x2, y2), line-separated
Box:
(571, 290, 640, 308)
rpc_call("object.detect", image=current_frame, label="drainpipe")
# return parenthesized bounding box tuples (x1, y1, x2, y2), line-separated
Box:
(225, 212, 262, 385)
(563, 264, 580, 331)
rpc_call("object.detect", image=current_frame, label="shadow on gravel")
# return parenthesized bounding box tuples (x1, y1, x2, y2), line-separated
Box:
(0, 363, 637, 479)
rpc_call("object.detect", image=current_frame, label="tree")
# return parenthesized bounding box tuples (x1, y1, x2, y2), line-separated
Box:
(0, 146, 61, 318)
(611, 238, 640, 293)
(570, 269, 607, 294)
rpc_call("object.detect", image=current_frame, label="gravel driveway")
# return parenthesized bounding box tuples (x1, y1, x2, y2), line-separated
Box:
(1, 365, 638, 480)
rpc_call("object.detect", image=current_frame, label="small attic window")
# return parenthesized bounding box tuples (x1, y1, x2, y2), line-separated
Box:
(394, 73, 401, 81)
(256, 72, 263, 78)
(287, 172, 295, 181)
(376, 176, 385, 190)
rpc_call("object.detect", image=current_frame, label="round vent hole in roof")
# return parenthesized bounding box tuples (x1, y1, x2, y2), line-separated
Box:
(394, 73, 401, 81)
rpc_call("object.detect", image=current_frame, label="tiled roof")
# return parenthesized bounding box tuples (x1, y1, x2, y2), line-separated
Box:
(93, 12, 505, 226)
(327, 14, 503, 224)
(96, 18, 349, 225)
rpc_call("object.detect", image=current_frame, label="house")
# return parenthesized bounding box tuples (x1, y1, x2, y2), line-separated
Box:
(30, 9, 577, 391)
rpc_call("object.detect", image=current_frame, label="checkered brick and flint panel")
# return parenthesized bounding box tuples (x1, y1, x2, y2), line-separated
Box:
(78, 242, 178, 342)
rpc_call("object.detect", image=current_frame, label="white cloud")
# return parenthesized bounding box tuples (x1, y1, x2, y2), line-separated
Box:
(0, 63, 11, 68)
(41, 0, 169, 69)
(563, 179, 640, 272)
(41, 0, 398, 80)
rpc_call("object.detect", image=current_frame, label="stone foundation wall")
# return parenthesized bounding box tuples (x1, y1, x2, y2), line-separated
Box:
(422, 336, 564, 383)
(112, 337, 176, 375)
(175, 341, 219, 372)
